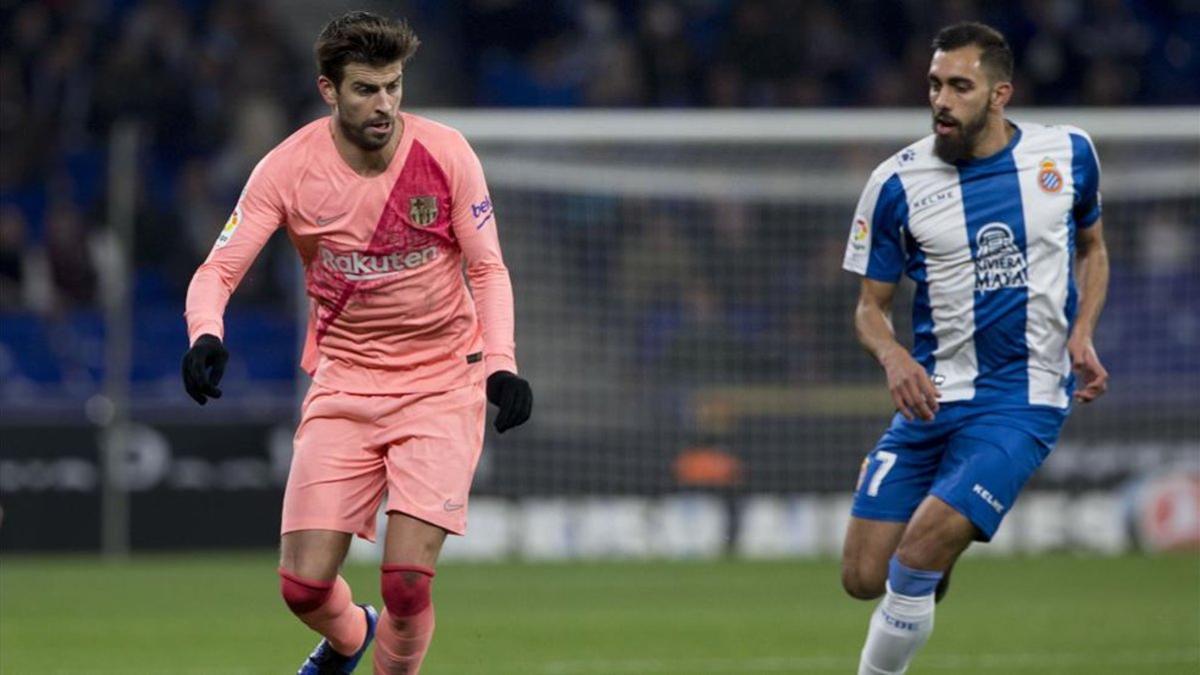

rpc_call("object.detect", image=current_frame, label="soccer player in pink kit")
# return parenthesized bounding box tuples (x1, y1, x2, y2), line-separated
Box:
(181, 12, 531, 674)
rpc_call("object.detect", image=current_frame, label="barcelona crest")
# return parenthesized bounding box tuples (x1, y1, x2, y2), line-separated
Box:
(1037, 157, 1063, 194)
(409, 195, 438, 227)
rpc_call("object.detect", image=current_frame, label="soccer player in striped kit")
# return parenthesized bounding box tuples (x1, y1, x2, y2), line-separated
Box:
(840, 22, 1109, 674)
(181, 12, 531, 674)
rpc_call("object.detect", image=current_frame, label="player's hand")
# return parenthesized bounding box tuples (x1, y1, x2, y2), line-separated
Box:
(486, 371, 532, 433)
(1068, 333, 1108, 403)
(182, 334, 229, 405)
(881, 347, 939, 421)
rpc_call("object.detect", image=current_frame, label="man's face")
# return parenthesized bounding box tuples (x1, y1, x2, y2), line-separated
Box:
(322, 61, 404, 152)
(928, 46, 993, 163)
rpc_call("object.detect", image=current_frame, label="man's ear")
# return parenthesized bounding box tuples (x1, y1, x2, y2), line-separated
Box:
(317, 75, 339, 107)
(991, 81, 1013, 110)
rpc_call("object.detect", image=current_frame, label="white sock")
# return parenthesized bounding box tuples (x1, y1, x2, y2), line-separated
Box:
(857, 582, 936, 675)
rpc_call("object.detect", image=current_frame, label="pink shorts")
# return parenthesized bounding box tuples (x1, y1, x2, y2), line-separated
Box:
(281, 380, 486, 540)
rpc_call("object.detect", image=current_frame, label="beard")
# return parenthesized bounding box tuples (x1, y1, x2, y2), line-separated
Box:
(932, 106, 989, 163)
(336, 112, 394, 152)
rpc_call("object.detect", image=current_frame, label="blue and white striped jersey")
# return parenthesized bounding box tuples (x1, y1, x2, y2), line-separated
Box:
(843, 121, 1102, 409)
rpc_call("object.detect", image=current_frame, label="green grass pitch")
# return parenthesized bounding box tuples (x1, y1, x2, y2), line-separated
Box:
(2, 553, 1197, 674)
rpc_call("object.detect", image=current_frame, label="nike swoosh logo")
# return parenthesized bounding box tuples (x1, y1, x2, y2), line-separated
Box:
(443, 499, 465, 512)
(315, 212, 348, 226)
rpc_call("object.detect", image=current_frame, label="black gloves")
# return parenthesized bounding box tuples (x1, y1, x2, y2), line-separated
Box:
(182, 336, 529, 428)
(486, 370, 532, 433)
(182, 334, 229, 405)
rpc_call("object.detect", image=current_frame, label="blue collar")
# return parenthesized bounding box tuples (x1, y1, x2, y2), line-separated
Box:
(955, 121, 1022, 169)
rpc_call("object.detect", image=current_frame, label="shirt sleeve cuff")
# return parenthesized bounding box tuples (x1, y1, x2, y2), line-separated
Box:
(188, 321, 225, 346)
(485, 354, 518, 378)
(863, 268, 903, 283)
(1077, 206, 1102, 228)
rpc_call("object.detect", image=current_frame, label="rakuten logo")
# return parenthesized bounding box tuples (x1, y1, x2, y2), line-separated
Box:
(320, 246, 439, 280)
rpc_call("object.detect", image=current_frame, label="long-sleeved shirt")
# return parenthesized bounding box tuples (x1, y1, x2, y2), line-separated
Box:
(185, 112, 517, 393)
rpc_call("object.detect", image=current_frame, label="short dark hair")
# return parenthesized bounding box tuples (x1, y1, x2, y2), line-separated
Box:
(315, 11, 420, 88)
(931, 22, 1013, 83)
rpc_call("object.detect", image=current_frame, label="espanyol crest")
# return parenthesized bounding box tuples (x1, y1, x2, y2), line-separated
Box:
(1037, 157, 1063, 193)
(409, 196, 438, 227)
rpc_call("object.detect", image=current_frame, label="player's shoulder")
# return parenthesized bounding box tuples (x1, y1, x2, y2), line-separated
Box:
(1056, 123, 1099, 159)
(1011, 121, 1101, 173)
(1019, 119, 1093, 140)
(402, 112, 474, 156)
(1015, 120, 1097, 152)
(866, 135, 942, 187)
(253, 118, 329, 176)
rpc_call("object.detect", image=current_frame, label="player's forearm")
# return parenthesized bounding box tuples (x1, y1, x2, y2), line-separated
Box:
(466, 260, 518, 376)
(184, 222, 275, 344)
(1072, 236, 1109, 340)
(855, 299, 908, 369)
(184, 263, 236, 344)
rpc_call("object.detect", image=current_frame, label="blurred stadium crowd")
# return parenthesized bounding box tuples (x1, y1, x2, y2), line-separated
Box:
(457, 0, 1200, 107)
(0, 0, 1197, 408)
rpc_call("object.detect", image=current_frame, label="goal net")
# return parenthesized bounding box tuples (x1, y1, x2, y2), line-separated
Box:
(418, 109, 1199, 500)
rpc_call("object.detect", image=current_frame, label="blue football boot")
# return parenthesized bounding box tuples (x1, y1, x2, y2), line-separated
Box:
(297, 604, 378, 674)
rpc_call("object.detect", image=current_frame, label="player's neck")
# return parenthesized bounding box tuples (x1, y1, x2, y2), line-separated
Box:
(331, 115, 404, 177)
(968, 116, 1015, 161)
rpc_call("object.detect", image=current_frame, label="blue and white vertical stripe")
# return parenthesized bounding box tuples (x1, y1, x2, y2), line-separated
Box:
(843, 121, 1102, 409)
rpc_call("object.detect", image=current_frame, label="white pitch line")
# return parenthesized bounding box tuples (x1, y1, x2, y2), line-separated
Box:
(540, 649, 1200, 674)
(35, 649, 1200, 675)
(46, 662, 267, 667)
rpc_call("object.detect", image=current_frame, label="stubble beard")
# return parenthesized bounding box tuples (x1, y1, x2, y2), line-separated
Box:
(337, 111, 392, 152)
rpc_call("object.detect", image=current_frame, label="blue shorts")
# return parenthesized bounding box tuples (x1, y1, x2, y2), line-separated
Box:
(850, 403, 1067, 541)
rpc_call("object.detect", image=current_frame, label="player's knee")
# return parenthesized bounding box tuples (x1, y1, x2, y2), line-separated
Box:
(841, 563, 886, 600)
(894, 538, 940, 571)
(895, 524, 970, 571)
(279, 568, 333, 615)
(899, 504, 976, 568)
(381, 564, 435, 617)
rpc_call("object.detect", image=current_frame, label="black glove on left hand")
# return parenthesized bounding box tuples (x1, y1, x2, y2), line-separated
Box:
(181, 334, 229, 405)
(486, 370, 532, 433)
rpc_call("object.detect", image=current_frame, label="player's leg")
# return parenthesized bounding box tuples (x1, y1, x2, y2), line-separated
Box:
(933, 544, 967, 603)
(842, 517, 905, 600)
(896, 496, 978, 568)
(281, 529, 353, 579)
(372, 382, 487, 675)
(842, 515, 964, 602)
(857, 416, 1056, 675)
(372, 513, 447, 675)
(281, 384, 389, 673)
(843, 416, 947, 601)
(279, 530, 372, 659)
(858, 496, 975, 675)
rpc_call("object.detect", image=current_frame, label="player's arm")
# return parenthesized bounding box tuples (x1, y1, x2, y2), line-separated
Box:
(842, 167, 937, 420)
(182, 159, 286, 405)
(450, 136, 531, 433)
(1068, 218, 1109, 402)
(855, 278, 940, 421)
(1066, 130, 1109, 403)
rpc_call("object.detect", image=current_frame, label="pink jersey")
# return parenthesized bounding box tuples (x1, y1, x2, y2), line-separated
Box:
(185, 112, 517, 393)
